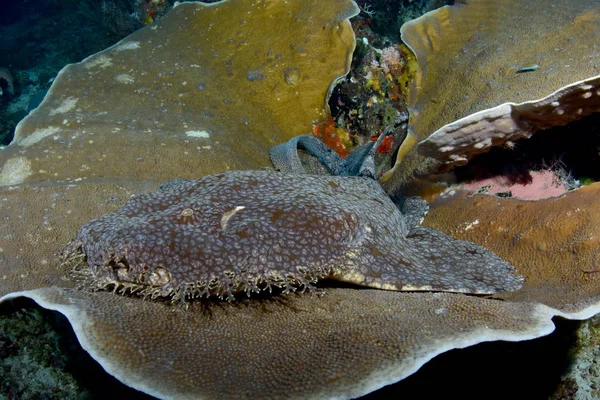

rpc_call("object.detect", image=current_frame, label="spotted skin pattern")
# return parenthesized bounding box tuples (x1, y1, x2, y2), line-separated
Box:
(64, 170, 523, 301)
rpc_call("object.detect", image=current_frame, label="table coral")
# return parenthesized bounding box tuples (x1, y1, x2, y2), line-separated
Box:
(1, 0, 358, 186)
(386, 0, 600, 188)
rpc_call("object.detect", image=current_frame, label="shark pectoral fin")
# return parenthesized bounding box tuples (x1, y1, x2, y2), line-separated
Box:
(399, 226, 524, 294)
(357, 225, 523, 294)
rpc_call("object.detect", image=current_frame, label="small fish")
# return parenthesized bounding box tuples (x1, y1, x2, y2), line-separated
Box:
(516, 65, 539, 73)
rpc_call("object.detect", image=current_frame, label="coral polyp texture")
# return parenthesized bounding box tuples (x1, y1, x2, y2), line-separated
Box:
(0, 0, 358, 187)
(387, 0, 600, 187)
(63, 170, 523, 302)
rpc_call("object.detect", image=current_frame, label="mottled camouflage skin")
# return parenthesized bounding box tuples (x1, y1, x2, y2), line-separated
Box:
(64, 170, 522, 301)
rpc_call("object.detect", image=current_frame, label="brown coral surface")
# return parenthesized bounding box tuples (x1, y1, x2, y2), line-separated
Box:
(423, 183, 600, 315)
(2, 286, 552, 400)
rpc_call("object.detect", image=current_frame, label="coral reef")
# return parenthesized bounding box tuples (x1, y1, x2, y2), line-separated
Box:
(418, 76, 600, 170)
(354, 0, 451, 42)
(0, 0, 170, 146)
(423, 182, 600, 312)
(552, 315, 600, 400)
(0, 0, 599, 398)
(328, 40, 416, 178)
(0, 307, 85, 400)
(0, 0, 357, 187)
(0, 301, 158, 399)
(311, 114, 352, 157)
(388, 0, 600, 190)
(445, 112, 600, 200)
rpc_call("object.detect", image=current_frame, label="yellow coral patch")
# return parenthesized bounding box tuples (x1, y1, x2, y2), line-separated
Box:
(5, 0, 359, 186)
